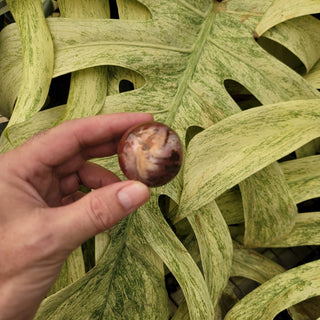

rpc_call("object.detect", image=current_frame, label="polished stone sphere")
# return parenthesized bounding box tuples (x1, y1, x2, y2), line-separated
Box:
(118, 121, 183, 187)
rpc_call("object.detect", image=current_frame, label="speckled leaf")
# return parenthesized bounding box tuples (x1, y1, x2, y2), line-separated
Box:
(240, 162, 297, 248)
(187, 200, 233, 306)
(0, 3, 9, 16)
(1, 0, 320, 318)
(218, 154, 320, 227)
(304, 59, 320, 89)
(171, 301, 189, 320)
(2, 0, 319, 134)
(57, 0, 110, 123)
(230, 247, 320, 319)
(95, 231, 110, 264)
(267, 212, 320, 247)
(260, 16, 320, 72)
(179, 99, 320, 217)
(216, 187, 244, 225)
(231, 247, 285, 283)
(225, 259, 320, 320)
(255, 0, 320, 37)
(35, 215, 170, 319)
(3, 0, 54, 128)
(117, 0, 152, 20)
(137, 195, 215, 319)
(281, 155, 320, 204)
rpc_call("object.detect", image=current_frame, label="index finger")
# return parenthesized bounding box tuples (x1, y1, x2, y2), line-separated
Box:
(23, 113, 153, 167)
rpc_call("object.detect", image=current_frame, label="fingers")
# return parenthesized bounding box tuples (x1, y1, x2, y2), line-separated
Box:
(78, 161, 120, 189)
(59, 161, 120, 196)
(49, 181, 150, 249)
(23, 113, 153, 167)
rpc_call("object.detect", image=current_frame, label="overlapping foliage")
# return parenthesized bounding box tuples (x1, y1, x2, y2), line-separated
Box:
(0, 0, 320, 319)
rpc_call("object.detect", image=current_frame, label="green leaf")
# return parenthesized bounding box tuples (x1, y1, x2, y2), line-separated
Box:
(216, 187, 244, 225)
(230, 246, 320, 319)
(2, 0, 319, 132)
(1, 1, 320, 318)
(254, 0, 320, 37)
(225, 259, 320, 320)
(178, 99, 320, 219)
(137, 195, 215, 320)
(304, 59, 320, 89)
(95, 231, 110, 264)
(117, 0, 152, 20)
(0, 105, 64, 153)
(171, 300, 189, 320)
(281, 154, 320, 204)
(35, 216, 170, 319)
(268, 212, 320, 247)
(57, 0, 110, 122)
(4, 0, 54, 127)
(187, 201, 233, 306)
(260, 16, 320, 72)
(240, 162, 297, 247)
(217, 154, 320, 227)
(231, 247, 285, 283)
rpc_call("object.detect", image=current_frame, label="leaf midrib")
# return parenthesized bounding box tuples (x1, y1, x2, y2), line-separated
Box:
(97, 214, 136, 320)
(166, 3, 214, 125)
(60, 41, 193, 53)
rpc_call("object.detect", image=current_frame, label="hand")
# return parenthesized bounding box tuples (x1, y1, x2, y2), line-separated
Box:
(0, 113, 152, 320)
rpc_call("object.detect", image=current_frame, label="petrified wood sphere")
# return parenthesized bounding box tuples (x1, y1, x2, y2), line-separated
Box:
(118, 121, 183, 187)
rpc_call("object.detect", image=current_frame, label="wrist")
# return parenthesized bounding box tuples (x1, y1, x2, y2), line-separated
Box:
(0, 278, 40, 320)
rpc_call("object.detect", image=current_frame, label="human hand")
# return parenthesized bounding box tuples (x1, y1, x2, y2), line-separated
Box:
(0, 113, 152, 320)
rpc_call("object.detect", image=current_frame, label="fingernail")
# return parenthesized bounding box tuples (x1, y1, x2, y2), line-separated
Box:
(117, 182, 149, 211)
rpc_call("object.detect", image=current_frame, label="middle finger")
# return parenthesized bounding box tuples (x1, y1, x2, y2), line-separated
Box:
(60, 161, 120, 196)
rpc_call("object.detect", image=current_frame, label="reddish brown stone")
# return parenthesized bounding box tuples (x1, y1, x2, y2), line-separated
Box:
(118, 121, 183, 187)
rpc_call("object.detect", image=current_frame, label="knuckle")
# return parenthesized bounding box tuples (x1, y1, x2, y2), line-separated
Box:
(87, 195, 113, 232)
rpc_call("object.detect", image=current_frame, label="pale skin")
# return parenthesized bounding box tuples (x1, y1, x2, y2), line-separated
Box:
(0, 113, 152, 320)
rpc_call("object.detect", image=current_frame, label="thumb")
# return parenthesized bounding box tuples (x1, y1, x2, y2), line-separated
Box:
(50, 181, 150, 249)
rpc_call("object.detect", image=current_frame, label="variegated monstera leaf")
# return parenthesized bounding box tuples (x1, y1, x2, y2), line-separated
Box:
(0, 0, 320, 319)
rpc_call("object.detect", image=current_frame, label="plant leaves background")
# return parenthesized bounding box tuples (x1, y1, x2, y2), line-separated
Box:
(0, 0, 320, 319)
